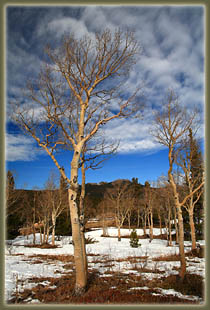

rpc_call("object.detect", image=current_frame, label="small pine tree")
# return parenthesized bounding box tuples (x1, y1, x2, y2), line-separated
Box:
(130, 229, 141, 248)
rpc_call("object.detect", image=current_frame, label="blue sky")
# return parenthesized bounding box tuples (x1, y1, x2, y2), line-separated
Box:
(5, 5, 205, 189)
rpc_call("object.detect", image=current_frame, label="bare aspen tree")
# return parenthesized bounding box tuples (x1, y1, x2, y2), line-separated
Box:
(11, 29, 143, 294)
(43, 171, 66, 246)
(176, 129, 204, 250)
(105, 181, 131, 241)
(144, 181, 154, 241)
(152, 90, 204, 279)
(157, 177, 174, 245)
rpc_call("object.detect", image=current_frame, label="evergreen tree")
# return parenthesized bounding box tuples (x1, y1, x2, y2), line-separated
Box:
(130, 229, 141, 248)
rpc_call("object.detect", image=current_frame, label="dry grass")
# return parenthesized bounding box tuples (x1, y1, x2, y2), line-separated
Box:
(10, 270, 203, 304)
(153, 254, 181, 262)
(150, 273, 204, 298)
(8, 243, 204, 305)
(29, 254, 74, 263)
(24, 243, 59, 249)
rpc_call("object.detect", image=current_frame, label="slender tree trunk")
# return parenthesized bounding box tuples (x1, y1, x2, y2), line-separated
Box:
(168, 205, 172, 246)
(32, 226, 36, 245)
(174, 206, 179, 244)
(137, 210, 140, 228)
(176, 204, 186, 279)
(159, 214, 162, 236)
(79, 161, 88, 278)
(116, 198, 121, 241)
(149, 210, 153, 240)
(52, 225, 55, 246)
(128, 213, 131, 231)
(189, 209, 196, 250)
(117, 224, 121, 241)
(147, 212, 150, 237)
(143, 213, 147, 235)
(43, 224, 46, 243)
(68, 149, 87, 294)
(164, 217, 169, 241)
(102, 203, 108, 236)
(51, 216, 56, 246)
(39, 228, 42, 245)
(168, 149, 186, 280)
(46, 225, 49, 243)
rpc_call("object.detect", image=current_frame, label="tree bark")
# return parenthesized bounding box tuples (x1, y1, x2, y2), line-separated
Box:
(149, 211, 153, 241)
(164, 217, 169, 241)
(39, 228, 42, 245)
(176, 204, 186, 279)
(168, 147, 186, 279)
(143, 213, 147, 236)
(32, 226, 36, 245)
(68, 150, 87, 294)
(168, 205, 172, 246)
(46, 225, 49, 243)
(173, 206, 179, 244)
(189, 210, 196, 250)
(79, 161, 88, 278)
(128, 213, 131, 231)
(117, 225, 121, 241)
(51, 216, 56, 246)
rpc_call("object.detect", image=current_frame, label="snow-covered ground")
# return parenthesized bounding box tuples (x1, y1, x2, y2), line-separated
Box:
(4, 227, 205, 304)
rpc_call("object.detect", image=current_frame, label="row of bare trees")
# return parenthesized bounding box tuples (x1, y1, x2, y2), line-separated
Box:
(152, 90, 204, 279)
(95, 167, 203, 252)
(6, 170, 69, 246)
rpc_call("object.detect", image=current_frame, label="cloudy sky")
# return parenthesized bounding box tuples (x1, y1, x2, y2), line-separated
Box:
(5, 5, 205, 189)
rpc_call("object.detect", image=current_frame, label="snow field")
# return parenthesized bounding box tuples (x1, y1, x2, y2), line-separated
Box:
(5, 227, 205, 304)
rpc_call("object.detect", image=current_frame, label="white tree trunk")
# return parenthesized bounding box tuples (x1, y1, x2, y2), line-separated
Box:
(189, 210, 196, 250)
(68, 149, 87, 294)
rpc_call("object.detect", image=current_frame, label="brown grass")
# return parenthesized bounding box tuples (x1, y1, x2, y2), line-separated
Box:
(8, 247, 204, 305)
(153, 254, 181, 262)
(150, 273, 204, 298)
(24, 243, 59, 249)
(10, 270, 202, 304)
(29, 254, 74, 263)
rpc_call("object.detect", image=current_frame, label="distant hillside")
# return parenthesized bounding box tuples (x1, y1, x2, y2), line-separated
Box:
(6, 179, 144, 238)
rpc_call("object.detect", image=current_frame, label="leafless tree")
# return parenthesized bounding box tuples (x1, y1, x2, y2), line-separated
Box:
(143, 181, 156, 241)
(176, 129, 204, 250)
(42, 171, 66, 246)
(152, 90, 204, 279)
(105, 181, 131, 241)
(156, 176, 175, 245)
(10, 29, 143, 294)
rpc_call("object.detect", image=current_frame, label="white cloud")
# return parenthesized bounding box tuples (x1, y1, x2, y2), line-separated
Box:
(5, 134, 43, 162)
(46, 17, 90, 38)
(6, 6, 205, 157)
(102, 117, 164, 154)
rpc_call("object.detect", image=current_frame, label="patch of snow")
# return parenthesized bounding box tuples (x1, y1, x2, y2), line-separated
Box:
(156, 287, 203, 303)
(129, 286, 150, 291)
(4, 228, 205, 304)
